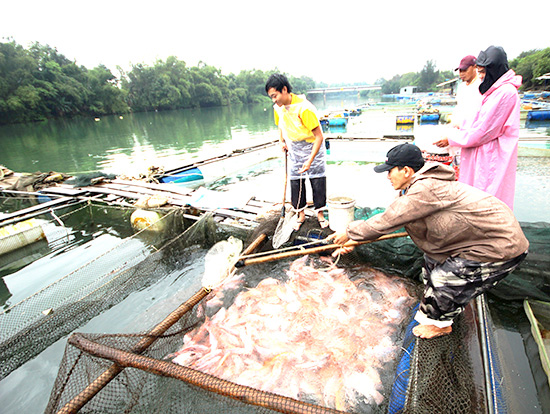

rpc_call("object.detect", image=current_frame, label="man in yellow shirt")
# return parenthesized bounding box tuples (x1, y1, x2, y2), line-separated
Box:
(265, 73, 328, 230)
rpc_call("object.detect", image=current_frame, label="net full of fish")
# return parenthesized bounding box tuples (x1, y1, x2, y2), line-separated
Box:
(169, 255, 417, 412)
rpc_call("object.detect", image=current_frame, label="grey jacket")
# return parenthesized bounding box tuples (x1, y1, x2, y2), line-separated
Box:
(347, 162, 529, 263)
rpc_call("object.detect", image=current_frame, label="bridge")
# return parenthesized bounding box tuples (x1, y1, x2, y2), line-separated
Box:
(307, 85, 381, 102)
(307, 85, 381, 94)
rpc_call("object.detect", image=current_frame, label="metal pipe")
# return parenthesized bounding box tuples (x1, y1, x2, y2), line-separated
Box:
(476, 294, 496, 414)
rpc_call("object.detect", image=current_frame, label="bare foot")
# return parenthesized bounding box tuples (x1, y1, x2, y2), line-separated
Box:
(412, 324, 452, 339)
(293, 212, 306, 231)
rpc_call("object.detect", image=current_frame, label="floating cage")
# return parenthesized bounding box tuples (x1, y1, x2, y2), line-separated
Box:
(44, 213, 424, 413)
(7, 202, 546, 413)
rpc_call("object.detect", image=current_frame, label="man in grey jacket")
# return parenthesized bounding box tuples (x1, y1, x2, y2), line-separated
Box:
(329, 143, 528, 339)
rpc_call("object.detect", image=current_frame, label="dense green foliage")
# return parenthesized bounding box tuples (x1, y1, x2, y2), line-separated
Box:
(0, 41, 129, 124)
(0, 40, 315, 125)
(121, 58, 315, 111)
(1, 40, 548, 125)
(510, 48, 550, 90)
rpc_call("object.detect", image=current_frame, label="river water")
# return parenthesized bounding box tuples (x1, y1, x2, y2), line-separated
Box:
(1, 99, 550, 413)
(2, 97, 549, 222)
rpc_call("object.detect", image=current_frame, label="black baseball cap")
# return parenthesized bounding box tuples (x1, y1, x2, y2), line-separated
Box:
(374, 143, 425, 173)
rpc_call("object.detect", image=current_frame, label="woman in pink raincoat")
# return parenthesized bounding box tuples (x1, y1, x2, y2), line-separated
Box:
(435, 46, 521, 209)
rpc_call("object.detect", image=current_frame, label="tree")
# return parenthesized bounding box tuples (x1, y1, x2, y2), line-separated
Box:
(511, 48, 550, 90)
(86, 65, 129, 115)
(419, 60, 439, 92)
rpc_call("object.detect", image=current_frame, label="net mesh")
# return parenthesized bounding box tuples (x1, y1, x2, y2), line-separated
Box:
(44, 215, 423, 414)
(0, 201, 210, 380)
(388, 305, 488, 414)
(28, 204, 547, 414)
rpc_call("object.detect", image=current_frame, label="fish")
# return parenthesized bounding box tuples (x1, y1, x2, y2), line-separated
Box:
(171, 255, 417, 411)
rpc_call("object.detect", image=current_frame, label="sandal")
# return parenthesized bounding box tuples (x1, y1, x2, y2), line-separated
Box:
(318, 218, 329, 229)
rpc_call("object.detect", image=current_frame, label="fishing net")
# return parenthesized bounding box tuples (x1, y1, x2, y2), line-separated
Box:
(45, 221, 423, 414)
(35, 201, 549, 414)
(1, 171, 72, 192)
(0, 201, 209, 380)
(490, 222, 550, 302)
(388, 303, 489, 414)
(249, 207, 424, 280)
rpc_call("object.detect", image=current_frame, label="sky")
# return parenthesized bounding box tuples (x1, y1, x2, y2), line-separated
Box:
(2, 0, 550, 86)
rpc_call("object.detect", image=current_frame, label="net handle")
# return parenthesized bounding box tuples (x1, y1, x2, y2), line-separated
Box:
(55, 233, 266, 414)
(66, 333, 346, 414)
(235, 232, 409, 267)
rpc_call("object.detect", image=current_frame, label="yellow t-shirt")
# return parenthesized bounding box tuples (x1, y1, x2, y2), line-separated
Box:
(273, 93, 319, 143)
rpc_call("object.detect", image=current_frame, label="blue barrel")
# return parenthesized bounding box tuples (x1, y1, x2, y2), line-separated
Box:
(420, 113, 440, 122)
(159, 167, 203, 184)
(328, 117, 347, 126)
(527, 110, 550, 121)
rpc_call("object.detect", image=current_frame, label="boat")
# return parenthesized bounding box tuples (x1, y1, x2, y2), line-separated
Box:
(396, 114, 415, 124)
(327, 116, 348, 126)
(320, 110, 350, 127)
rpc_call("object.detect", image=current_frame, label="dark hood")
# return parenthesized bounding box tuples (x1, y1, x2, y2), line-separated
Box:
(477, 46, 510, 94)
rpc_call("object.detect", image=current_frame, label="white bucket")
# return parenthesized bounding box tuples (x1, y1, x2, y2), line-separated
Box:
(327, 196, 356, 233)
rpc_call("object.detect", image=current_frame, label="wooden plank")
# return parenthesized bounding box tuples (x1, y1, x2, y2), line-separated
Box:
(238, 205, 264, 214)
(110, 179, 193, 196)
(40, 186, 88, 196)
(0, 197, 74, 222)
(0, 198, 87, 227)
(86, 184, 191, 207)
(213, 208, 257, 221)
(99, 183, 166, 197)
(78, 187, 143, 200)
(246, 198, 278, 208)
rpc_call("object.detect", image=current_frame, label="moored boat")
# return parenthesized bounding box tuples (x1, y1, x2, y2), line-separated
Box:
(396, 114, 415, 124)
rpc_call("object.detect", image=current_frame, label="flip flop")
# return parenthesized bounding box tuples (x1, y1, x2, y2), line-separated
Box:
(318, 218, 329, 229)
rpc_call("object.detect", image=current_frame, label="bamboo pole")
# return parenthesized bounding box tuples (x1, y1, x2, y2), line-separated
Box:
(235, 232, 408, 268)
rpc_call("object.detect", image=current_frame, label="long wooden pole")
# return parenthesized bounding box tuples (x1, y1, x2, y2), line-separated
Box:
(235, 232, 408, 268)
(55, 233, 267, 414)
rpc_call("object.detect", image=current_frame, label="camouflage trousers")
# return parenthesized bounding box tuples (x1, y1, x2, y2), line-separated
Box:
(415, 251, 528, 327)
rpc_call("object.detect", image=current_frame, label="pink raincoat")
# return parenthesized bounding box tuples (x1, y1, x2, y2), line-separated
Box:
(448, 69, 522, 209)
